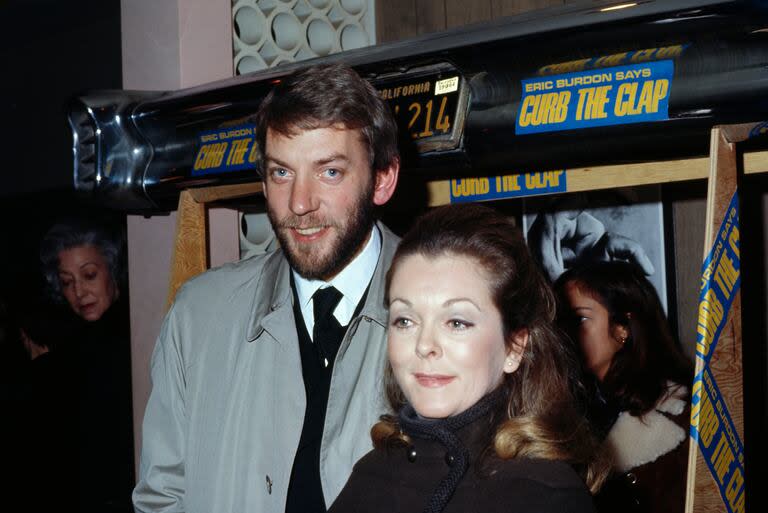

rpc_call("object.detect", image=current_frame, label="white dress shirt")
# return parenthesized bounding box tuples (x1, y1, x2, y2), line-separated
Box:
(292, 225, 381, 339)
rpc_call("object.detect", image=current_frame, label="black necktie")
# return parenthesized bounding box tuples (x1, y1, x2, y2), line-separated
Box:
(312, 286, 344, 368)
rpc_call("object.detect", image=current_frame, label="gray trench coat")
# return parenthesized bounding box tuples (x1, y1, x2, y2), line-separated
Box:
(133, 222, 399, 513)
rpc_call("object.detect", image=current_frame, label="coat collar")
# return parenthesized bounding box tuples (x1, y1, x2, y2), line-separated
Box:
(246, 221, 399, 343)
(605, 383, 688, 473)
(357, 222, 399, 326)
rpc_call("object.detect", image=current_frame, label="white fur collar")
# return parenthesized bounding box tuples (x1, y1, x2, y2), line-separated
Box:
(605, 384, 688, 473)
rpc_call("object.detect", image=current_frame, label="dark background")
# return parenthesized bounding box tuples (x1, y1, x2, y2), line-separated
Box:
(0, 0, 122, 297)
(0, 4, 131, 510)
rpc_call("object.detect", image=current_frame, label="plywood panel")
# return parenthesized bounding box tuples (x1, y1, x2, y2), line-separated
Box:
(445, 0, 492, 28)
(376, 0, 418, 43)
(377, 0, 570, 41)
(187, 181, 263, 202)
(745, 150, 768, 174)
(167, 190, 208, 309)
(416, 0, 447, 35)
(491, 0, 563, 18)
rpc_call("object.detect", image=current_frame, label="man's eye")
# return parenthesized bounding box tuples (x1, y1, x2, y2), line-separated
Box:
(324, 168, 340, 178)
(85, 273, 98, 281)
(271, 168, 288, 178)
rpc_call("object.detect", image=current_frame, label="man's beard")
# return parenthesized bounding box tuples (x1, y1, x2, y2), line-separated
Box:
(267, 186, 376, 281)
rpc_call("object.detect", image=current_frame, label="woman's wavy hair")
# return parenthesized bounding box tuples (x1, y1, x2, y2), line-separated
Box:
(40, 216, 125, 304)
(373, 204, 609, 492)
(553, 261, 693, 416)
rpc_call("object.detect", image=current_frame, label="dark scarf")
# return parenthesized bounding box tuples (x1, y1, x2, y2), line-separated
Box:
(398, 386, 506, 513)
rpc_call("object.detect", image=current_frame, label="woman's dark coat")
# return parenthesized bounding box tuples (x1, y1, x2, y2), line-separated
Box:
(329, 412, 595, 513)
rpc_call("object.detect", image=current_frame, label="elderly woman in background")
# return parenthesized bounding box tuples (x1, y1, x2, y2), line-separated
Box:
(554, 261, 693, 513)
(40, 215, 135, 513)
(330, 204, 607, 513)
(41, 217, 123, 322)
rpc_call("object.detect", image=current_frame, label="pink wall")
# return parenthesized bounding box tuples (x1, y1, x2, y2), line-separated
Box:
(121, 0, 239, 474)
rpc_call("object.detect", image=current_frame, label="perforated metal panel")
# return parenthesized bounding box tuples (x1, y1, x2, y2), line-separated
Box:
(232, 0, 376, 74)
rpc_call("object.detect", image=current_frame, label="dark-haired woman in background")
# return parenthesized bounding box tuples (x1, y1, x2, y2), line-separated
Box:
(554, 261, 693, 513)
(40, 216, 135, 513)
(330, 204, 608, 513)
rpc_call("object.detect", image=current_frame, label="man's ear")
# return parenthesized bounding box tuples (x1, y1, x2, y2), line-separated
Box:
(372, 157, 400, 206)
(503, 329, 529, 374)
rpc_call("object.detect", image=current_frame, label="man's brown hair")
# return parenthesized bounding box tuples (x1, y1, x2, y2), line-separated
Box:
(253, 63, 398, 175)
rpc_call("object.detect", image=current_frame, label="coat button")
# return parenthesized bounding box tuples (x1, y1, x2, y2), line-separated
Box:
(266, 475, 273, 494)
(625, 472, 637, 485)
(406, 445, 417, 463)
(444, 452, 455, 467)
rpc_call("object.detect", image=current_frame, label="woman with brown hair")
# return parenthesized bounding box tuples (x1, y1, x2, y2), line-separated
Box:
(329, 204, 607, 513)
(554, 261, 693, 513)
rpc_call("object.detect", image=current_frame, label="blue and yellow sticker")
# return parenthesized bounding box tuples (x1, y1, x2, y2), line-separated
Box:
(536, 44, 687, 76)
(691, 367, 745, 513)
(690, 192, 745, 513)
(748, 121, 768, 139)
(696, 195, 740, 364)
(192, 124, 259, 176)
(449, 170, 566, 203)
(516, 60, 674, 135)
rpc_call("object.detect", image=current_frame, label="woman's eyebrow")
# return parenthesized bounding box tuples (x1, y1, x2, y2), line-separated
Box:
(443, 297, 481, 311)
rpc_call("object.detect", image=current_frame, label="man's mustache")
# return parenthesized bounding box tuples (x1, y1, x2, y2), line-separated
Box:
(273, 214, 339, 230)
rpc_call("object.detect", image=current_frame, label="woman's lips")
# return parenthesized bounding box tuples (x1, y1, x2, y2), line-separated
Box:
(414, 373, 455, 387)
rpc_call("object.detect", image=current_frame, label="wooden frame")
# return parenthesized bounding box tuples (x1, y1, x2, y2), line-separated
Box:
(166, 182, 263, 308)
(684, 125, 749, 513)
(426, 149, 767, 205)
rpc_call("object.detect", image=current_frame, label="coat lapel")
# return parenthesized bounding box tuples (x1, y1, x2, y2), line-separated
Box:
(246, 249, 295, 344)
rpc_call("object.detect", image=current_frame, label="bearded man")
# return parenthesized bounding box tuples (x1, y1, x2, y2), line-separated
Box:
(134, 63, 400, 513)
